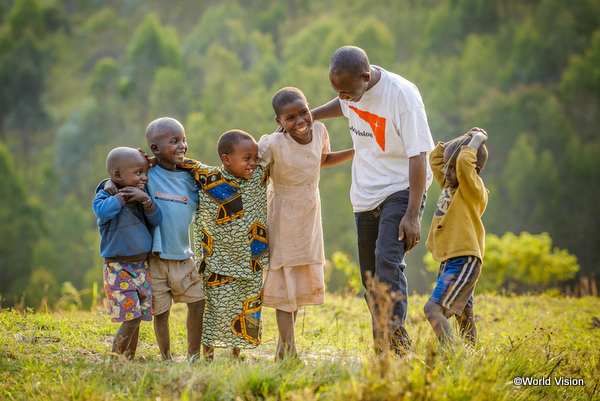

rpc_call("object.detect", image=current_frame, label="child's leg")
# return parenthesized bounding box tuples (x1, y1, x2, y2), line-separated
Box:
(153, 310, 172, 360)
(123, 325, 140, 360)
(457, 306, 477, 345)
(112, 317, 142, 357)
(231, 348, 241, 358)
(275, 309, 298, 360)
(423, 301, 453, 342)
(203, 345, 214, 361)
(186, 299, 205, 359)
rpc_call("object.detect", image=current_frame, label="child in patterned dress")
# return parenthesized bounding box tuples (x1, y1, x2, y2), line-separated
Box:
(93, 147, 162, 359)
(258, 87, 354, 359)
(180, 130, 269, 360)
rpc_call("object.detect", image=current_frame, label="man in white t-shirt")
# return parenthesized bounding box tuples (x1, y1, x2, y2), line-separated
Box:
(312, 45, 435, 354)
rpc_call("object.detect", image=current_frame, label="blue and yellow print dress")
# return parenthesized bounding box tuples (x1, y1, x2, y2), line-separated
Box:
(180, 159, 269, 349)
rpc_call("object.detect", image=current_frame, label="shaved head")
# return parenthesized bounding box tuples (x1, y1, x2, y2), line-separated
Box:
(329, 46, 370, 79)
(106, 147, 147, 178)
(145, 117, 185, 146)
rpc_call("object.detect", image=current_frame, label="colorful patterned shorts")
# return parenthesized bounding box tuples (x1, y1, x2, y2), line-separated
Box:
(104, 259, 152, 323)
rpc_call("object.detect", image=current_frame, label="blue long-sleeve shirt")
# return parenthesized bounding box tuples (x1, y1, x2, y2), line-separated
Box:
(93, 190, 162, 261)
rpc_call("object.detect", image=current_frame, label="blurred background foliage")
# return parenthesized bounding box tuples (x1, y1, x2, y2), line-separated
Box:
(0, 0, 598, 310)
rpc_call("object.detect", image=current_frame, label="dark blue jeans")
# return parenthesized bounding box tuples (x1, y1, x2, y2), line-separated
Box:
(354, 189, 426, 351)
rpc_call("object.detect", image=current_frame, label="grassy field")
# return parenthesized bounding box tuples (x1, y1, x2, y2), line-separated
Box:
(1, 293, 599, 400)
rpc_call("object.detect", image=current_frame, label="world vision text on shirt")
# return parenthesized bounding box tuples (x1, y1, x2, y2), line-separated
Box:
(349, 105, 386, 152)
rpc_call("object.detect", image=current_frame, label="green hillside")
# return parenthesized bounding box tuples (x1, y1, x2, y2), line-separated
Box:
(1, 0, 599, 306)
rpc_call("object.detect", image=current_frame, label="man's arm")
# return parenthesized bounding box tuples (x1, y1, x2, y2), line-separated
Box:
(311, 98, 344, 120)
(398, 152, 427, 252)
(321, 148, 354, 167)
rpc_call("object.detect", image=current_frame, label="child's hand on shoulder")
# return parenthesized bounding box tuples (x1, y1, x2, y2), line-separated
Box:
(104, 180, 119, 196)
(119, 186, 150, 203)
(473, 131, 487, 143)
(466, 127, 487, 138)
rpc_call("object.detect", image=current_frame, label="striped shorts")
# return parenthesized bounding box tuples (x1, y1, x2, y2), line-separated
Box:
(429, 256, 482, 316)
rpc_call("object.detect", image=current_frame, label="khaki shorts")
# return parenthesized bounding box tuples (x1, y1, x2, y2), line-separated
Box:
(149, 254, 205, 315)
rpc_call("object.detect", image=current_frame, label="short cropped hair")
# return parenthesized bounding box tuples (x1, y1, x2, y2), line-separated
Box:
(445, 136, 488, 171)
(217, 129, 255, 157)
(271, 87, 307, 117)
(329, 46, 370, 78)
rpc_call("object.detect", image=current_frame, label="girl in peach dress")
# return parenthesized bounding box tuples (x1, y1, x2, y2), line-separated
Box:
(258, 87, 354, 359)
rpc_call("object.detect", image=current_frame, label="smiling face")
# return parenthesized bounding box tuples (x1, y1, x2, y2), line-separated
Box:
(222, 138, 258, 179)
(276, 98, 313, 144)
(149, 126, 188, 170)
(329, 71, 370, 102)
(109, 151, 149, 189)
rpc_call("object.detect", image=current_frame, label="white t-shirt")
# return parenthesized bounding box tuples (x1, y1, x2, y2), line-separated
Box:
(340, 66, 435, 212)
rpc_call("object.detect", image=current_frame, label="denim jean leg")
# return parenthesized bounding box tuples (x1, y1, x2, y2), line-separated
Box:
(373, 190, 411, 348)
(354, 209, 379, 339)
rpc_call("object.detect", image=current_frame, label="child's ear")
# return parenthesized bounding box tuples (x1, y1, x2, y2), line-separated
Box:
(221, 154, 230, 166)
(150, 143, 159, 155)
(113, 169, 123, 181)
(275, 116, 282, 126)
(362, 72, 371, 83)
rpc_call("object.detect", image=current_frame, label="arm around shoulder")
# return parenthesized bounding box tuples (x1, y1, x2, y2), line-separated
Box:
(311, 98, 344, 120)
(321, 148, 354, 167)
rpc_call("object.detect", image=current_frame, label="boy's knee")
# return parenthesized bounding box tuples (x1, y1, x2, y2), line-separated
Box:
(423, 301, 439, 319)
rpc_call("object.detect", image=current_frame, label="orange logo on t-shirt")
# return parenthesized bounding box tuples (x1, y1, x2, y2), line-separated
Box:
(349, 106, 386, 152)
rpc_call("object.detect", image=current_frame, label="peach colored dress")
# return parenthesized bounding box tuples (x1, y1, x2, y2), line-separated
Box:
(257, 121, 331, 312)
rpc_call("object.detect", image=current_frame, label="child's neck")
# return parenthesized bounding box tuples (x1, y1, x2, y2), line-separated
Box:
(157, 159, 177, 171)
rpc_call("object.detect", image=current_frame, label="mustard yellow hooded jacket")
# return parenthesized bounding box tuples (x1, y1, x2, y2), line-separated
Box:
(426, 142, 489, 262)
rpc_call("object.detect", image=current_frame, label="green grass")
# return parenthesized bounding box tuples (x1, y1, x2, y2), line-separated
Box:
(1, 293, 599, 400)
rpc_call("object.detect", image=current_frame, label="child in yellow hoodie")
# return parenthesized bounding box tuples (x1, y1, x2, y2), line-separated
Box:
(424, 127, 488, 345)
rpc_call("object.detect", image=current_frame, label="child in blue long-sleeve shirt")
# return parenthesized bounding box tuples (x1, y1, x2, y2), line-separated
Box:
(93, 147, 162, 359)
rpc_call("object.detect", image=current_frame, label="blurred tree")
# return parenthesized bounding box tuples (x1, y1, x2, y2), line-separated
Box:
(559, 29, 600, 141)
(7, 0, 44, 40)
(149, 67, 188, 120)
(451, 0, 500, 34)
(502, 134, 562, 234)
(421, 0, 465, 55)
(123, 13, 181, 123)
(351, 17, 395, 67)
(0, 32, 50, 161)
(0, 141, 45, 306)
(89, 57, 120, 98)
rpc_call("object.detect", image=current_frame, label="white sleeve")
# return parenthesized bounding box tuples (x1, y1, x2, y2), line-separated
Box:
(399, 106, 434, 158)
